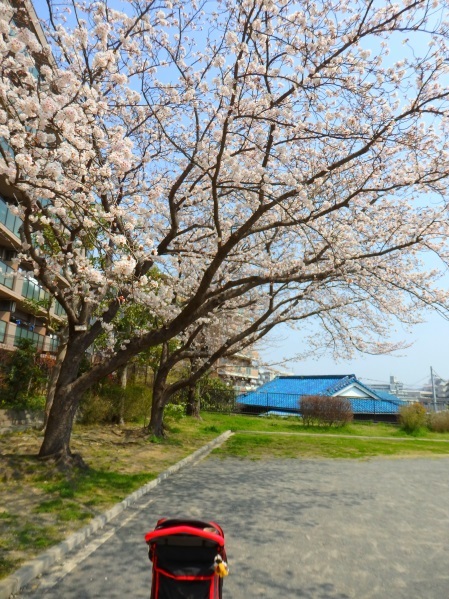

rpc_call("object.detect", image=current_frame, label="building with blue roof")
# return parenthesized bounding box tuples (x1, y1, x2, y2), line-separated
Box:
(236, 375, 407, 421)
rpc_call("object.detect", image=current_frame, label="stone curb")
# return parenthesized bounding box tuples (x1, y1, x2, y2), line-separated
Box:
(0, 430, 233, 599)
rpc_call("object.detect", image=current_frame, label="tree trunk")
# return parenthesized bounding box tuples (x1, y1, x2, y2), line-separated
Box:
(38, 386, 86, 467)
(186, 382, 201, 419)
(38, 341, 85, 465)
(147, 383, 169, 437)
(118, 364, 128, 426)
(43, 328, 68, 430)
(145, 342, 171, 437)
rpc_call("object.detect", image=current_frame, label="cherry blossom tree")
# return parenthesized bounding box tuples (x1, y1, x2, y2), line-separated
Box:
(1, 0, 449, 462)
(147, 286, 300, 435)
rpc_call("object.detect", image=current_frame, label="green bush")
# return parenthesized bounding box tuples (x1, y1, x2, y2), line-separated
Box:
(78, 388, 116, 425)
(0, 339, 48, 409)
(198, 376, 235, 412)
(164, 402, 186, 421)
(428, 410, 449, 433)
(300, 395, 353, 427)
(399, 403, 427, 434)
(78, 381, 152, 424)
(171, 375, 236, 413)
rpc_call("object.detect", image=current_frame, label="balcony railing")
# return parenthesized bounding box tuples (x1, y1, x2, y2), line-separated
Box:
(0, 320, 6, 343)
(14, 326, 45, 351)
(0, 259, 15, 290)
(54, 301, 65, 317)
(22, 277, 50, 303)
(48, 336, 59, 352)
(0, 196, 22, 238)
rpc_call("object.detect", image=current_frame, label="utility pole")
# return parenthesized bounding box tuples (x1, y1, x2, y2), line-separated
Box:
(430, 366, 437, 413)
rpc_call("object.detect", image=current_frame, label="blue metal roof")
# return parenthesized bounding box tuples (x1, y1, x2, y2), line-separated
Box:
(252, 375, 357, 397)
(374, 390, 404, 405)
(237, 375, 406, 414)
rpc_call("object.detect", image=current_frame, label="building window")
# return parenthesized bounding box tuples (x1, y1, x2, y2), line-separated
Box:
(14, 326, 45, 351)
(0, 259, 14, 290)
(22, 277, 50, 303)
(54, 301, 65, 316)
(0, 196, 22, 238)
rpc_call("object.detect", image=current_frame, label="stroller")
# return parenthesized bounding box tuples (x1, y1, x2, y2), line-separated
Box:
(145, 517, 228, 599)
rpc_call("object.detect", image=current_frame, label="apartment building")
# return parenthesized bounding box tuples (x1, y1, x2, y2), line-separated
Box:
(215, 351, 261, 394)
(215, 350, 292, 394)
(0, 0, 63, 356)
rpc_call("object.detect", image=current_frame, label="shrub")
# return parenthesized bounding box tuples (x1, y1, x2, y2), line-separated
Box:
(300, 395, 353, 427)
(78, 381, 152, 424)
(164, 402, 186, 421)
(78, 388, 116, 425)
(0, 339, 48, 409)
(399, 403, 427, 434)
(199, 377, 235, 412)
(171, 375, 236, 413)
(428, 410, 449, 433)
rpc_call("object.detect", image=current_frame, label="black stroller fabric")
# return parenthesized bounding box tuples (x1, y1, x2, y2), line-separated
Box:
(145, 518, 226, 599)
(157, 578, 211, 599)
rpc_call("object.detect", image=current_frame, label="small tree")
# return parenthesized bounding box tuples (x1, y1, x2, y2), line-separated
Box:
(198, 376, 236, 414)
(399, 403, 427, 434)
(1, 339, 46, 408)
(176, 374, 235, 415)
(428, 411, 449, 433)
(300, 395, 353, 427)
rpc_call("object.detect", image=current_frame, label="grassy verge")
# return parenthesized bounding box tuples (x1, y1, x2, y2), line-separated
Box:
(0, 418, 219, 580)
(199, 412, 449, 439)
(211, 432, 449, 460)
(1, 412, 449, 580)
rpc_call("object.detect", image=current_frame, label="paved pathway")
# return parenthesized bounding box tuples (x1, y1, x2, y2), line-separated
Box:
(18, 456, 449, 598)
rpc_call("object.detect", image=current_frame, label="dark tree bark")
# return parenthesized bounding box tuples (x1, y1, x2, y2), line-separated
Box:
(38, 340, 86, 465)
(185, 358, 201, 419)
(43, 327, 68, 431)
(186, 382, 201, 419)
(38, 387, 86, 467)
(147, 382, 169, 437)
(146, 342, 170, 437)
(118, 364, 128, 426)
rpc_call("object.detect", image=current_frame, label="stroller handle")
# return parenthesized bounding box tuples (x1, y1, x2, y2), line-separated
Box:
(145, 525, 225, 548)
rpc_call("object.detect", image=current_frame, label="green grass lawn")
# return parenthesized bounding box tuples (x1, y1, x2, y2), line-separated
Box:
(211, 431, 449, 460)
(199, 412, 449, 440)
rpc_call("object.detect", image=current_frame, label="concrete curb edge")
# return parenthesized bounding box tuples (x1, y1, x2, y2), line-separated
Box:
(0, 429, 233, 599)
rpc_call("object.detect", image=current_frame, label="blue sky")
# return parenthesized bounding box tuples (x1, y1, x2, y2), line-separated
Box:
(261, 310, 448, 388)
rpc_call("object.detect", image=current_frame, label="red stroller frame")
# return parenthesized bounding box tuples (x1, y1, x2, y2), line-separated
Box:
(145, 518, 227, 599)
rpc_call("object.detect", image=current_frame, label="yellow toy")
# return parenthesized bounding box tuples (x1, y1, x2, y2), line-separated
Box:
(214, 555, 229, 578)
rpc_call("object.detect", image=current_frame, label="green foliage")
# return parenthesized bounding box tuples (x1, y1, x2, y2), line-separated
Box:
(0, 339, 48, 409)
(164, 402, 186, 421)
(93, 268, 175, 366)
(300, 395, 353, 427)
(78, 381, 152, 424)
(198, 376, 236, 412)
(21, 394, 46, 411)
(428, 410, 449, 433)
(22, 298, 63, 331)
(173, 375, 235, 413)
(399, 403, 427, 434)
